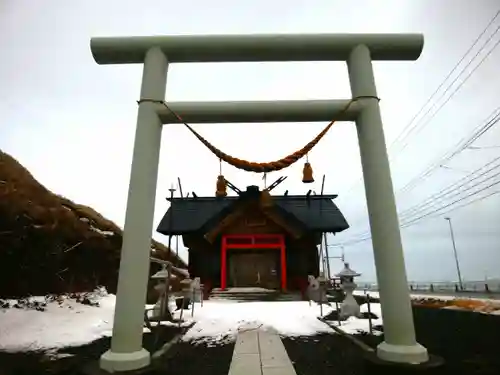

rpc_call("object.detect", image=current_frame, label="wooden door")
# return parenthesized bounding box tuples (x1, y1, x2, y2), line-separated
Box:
(229, 252, 279, 289)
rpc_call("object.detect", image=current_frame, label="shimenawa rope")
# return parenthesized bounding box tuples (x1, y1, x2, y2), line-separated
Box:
(137, 96, 378, 173)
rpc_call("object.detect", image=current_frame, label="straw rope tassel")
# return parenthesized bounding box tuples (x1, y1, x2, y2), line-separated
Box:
(215, 159, 227, 197)
(302, 154, 314, 183)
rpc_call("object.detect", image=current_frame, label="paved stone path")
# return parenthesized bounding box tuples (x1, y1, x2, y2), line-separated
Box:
(228, 328, 297, 375)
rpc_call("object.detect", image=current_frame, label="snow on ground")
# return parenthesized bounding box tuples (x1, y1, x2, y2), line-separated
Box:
(3, 286, 499, 354)
(176, 300, 381, 344)
(332, 302, 383, 336)
(0, 290, 383, 352)
(0, 293, 116, 352)
(0, 292, 187, 353)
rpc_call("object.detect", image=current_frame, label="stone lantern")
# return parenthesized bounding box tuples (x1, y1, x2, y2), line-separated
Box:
(335, 262, 361, 319)
(150, 265, 170, 319)
(175, 276, 193, 310)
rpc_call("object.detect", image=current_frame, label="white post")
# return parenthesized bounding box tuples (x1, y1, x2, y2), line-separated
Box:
(347, 44, 428, 364)
(100, 47, 168, 373)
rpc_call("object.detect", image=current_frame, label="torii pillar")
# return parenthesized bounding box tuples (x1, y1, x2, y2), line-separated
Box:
(91, 33, 429, 372)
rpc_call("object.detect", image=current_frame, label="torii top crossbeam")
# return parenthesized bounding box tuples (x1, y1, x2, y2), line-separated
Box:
(91, 33, 423, 64)
(90, 34, 423, 126)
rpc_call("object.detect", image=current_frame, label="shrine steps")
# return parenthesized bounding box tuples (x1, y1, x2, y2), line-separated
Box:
(209, 287, 302, 302)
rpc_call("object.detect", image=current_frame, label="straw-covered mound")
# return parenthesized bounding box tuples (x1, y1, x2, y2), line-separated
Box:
(0, 150, 186, 298)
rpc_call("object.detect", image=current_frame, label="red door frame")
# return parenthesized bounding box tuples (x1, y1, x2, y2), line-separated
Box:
(221, 234, 286, 291)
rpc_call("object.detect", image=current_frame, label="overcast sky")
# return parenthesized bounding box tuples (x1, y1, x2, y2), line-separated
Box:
(1, 0, 499, 283)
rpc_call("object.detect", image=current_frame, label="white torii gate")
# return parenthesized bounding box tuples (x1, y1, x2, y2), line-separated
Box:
(90, 33, 429, 372)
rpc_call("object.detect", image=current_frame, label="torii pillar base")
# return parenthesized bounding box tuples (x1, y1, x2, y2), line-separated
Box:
(377, 342, 429, 364)
(363, 352, 445, 375)
(100, 349, 151, 373)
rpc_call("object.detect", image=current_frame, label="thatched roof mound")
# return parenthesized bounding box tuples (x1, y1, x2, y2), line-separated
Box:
(0, 150, 186, 298)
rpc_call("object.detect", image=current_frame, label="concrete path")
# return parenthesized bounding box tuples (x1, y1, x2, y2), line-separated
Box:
(228, 328, 297, 375)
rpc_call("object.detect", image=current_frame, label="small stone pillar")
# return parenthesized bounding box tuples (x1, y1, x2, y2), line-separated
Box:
(174, 276, 192, 310)
(336, 263, 361, 319)
(150, 266, 170, 319)
(307, 274, 328, 304)
(191, 277, 202, 302)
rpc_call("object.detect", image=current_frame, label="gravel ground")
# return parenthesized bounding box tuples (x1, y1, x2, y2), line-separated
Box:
(283, 306, 500, 375)
(149, 340, 235, 375)
(0, 325, 183, 375)
(283, 333, 365, 375)
(412, 306, 500, 374)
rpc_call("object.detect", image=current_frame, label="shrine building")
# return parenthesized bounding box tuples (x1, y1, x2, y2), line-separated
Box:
(157, 185, 349, 294)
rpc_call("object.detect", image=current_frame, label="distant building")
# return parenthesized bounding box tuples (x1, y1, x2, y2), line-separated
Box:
(157, 185, 349, 295)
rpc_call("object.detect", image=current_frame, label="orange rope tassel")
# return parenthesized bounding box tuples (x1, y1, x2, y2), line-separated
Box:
(302, 162, 314, 183)
(215, 175, 227, 197)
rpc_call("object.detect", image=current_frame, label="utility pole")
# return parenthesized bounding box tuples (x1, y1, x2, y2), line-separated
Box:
(323, 234, 332, 279)
(319, 174, 332, 279)
(444, 217, 464, 291)
(167, 185, 176, 262)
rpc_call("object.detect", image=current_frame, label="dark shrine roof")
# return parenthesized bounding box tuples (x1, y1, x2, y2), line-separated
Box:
(157, 185, 349, 236)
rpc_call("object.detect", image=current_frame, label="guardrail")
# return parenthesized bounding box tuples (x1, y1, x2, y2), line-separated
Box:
(358, 281, 500, 294)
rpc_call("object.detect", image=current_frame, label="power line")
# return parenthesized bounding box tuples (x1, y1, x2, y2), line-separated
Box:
(336, 106, 500, 246)
(401, 179, 500, 227)
(427, 189, 499, 220)
(341, 105, 500, 234)
(340, 106, 500, 209)
(401, 167, 500, 223)
(390, 23, 500, 157)
(398, 156, 500, 220)
(468, 145, 500, 149)
(397, 105, 500, 196)
(340, 136, 500, 245)
(338, 10, 500, 200)
(340, 188, 500, 246)
(338, 121, 500, 242)
(342, 168, 500, 245)
(387, 9, 500, 154)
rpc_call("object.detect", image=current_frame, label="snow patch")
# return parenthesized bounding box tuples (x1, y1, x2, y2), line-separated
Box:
(179, 301, 336, 344)
(0, 293, 116, 352)
(177, 300, 386, 345)
(90, 226, 114, 236)
(0, 288, 129, 353)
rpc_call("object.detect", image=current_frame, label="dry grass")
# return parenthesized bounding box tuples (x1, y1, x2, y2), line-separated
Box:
(412, 297, 500, 313)
(0, 149, 186, 298)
